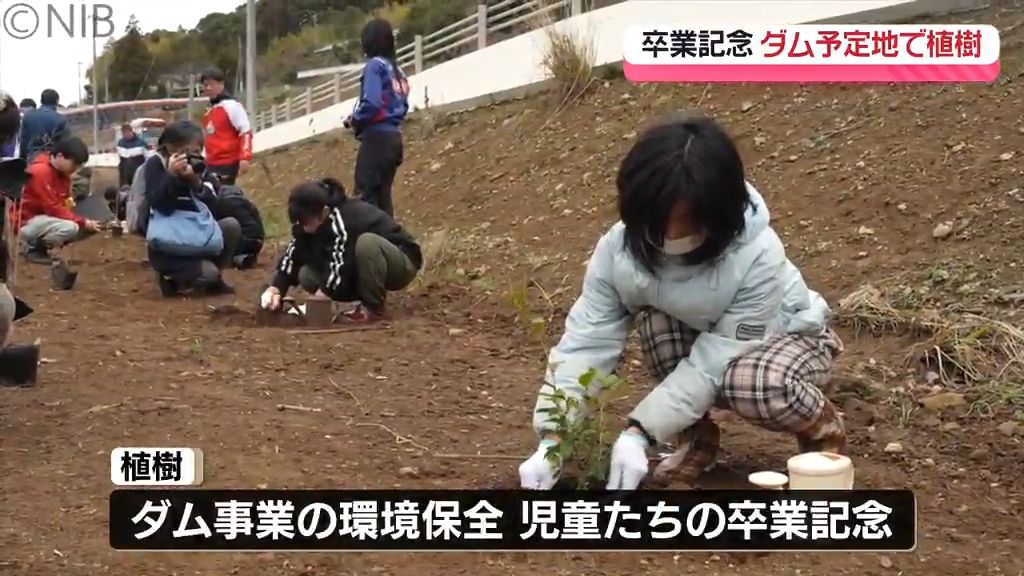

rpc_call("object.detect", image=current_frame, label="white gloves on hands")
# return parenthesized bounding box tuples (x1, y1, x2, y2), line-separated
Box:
(261, 287, 281, 310)
(520, 429, 650, 491)
(607, 429, 650, 490)
(519, 439, 560, 490)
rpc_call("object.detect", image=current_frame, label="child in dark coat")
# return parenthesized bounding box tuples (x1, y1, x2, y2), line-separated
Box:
(261, 178, 421, 324)
(212, 184, 264, 269)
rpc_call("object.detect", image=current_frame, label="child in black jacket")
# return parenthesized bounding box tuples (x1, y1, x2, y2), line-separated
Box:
(213, 184, 264, 269)
(261, 177, 422, 324)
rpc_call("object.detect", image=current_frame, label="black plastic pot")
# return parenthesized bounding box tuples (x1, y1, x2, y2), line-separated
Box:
(305, 298, 334, 328)
(51, 261, 77, 291)
(0, 342, 39, 387)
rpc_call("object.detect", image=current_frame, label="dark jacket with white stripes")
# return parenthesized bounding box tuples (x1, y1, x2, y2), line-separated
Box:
(269, 197, 422, 301)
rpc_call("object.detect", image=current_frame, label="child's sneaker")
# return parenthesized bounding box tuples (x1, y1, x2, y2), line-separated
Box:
(22, 244, 53, 265)
(233, 254, 257, 270)
(342, 303, 386, 324)
(199, 278, 235, 296)
(157, 274, 180, 298)
(214, 280, 236, 295)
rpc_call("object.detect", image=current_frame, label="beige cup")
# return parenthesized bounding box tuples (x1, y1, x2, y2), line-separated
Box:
(786, 452, 854, 490)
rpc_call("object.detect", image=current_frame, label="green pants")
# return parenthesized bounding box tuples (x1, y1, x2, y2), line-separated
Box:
(298, 233, 418, 309)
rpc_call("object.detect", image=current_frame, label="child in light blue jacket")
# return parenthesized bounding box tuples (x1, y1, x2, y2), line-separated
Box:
(520, 113, 846, 491)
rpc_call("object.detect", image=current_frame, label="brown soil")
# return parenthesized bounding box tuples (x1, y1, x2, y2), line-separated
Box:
(3, 5, 1024, 575)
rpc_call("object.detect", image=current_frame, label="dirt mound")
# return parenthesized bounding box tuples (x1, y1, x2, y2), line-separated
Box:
(1, 5, 1023, 576)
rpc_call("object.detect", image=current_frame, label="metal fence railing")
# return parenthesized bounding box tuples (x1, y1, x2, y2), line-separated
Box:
(254, 0, 584, 131)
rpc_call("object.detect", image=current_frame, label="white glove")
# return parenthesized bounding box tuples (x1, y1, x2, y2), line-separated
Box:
(260, 287, 281, 310)
(519, 439, 560, 490)
(607, 429, 650, 490)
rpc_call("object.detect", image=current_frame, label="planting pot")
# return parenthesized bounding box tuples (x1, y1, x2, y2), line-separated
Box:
(305, 297, 334, 328)
(254, 306, 277, 326)
(50, 261, 77, 291)
(253, 296, 305, 328)
(0, 341, 40, 387)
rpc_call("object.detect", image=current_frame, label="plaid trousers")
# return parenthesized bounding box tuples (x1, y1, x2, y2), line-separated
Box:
(637, 308, 847, 484)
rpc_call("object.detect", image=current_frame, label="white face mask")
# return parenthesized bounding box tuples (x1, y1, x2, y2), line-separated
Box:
(662, 234, 705, 256)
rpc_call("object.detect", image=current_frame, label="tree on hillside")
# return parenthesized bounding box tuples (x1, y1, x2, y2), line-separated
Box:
(85, 38, 116, 103)
(148, 29, 205, 81)
(108, 15, 155, 100)
(92, 0, 427, 103)
(256, 0, 293, 49)
(194, 11, 245, 87)
(397, 0, 474, 45)
(261, 25, 332, 84)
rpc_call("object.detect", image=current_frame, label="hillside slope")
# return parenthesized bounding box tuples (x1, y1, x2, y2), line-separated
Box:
(248, 7, 1024, 331)
(2, 5, 1022, 576)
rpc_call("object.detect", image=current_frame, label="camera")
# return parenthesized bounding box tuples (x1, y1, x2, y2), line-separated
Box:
(185, 153, 207, 176)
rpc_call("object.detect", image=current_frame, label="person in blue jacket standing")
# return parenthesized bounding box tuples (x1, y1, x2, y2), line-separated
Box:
(116, 123, 148, 188)
(343, 18, 410, 218)
(19, 89, 67, 160)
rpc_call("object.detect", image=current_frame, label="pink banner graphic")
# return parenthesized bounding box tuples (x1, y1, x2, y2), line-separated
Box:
(624, 62, 1001, 83)
(623, 24, 1001, 84)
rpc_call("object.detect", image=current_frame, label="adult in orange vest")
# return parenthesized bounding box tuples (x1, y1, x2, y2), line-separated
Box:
(200, 68, 252, 186)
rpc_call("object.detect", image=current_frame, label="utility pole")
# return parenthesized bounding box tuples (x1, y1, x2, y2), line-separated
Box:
(91, 20, 100, 152)
(187, 72, 195, 119)
(245, 0, 256, 114)
(236, 35, 244, 95)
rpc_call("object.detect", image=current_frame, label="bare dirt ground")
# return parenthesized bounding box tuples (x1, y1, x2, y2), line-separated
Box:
(3, 5, 1024, 575)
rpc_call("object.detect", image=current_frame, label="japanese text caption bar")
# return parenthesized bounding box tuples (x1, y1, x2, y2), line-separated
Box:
(111, 489, 916, 551)
(624, 25, 1000, 83)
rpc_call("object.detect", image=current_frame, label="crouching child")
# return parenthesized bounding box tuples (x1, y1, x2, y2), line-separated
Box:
(104, 185, 128, 221)
(261, 177, 422, 324)
(213, 184, 265, 269)
(9, 137, 100, 265)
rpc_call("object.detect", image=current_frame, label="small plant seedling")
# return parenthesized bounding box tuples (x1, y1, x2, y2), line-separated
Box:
(537, 366, 629, 489)
(507, 279, 555, 347)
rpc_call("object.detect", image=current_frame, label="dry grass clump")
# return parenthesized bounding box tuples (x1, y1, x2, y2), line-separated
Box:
(838, 284, 1024, 396)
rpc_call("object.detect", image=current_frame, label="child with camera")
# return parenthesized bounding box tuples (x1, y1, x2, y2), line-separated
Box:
(142, 120, 240, 297)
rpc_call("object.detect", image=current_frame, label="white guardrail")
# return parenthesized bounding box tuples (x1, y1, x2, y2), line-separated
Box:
(89, 0, 982, 168)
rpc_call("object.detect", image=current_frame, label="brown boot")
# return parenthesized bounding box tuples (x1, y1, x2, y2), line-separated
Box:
(653, 415, 720, 486)
(796, 400, 848, 455)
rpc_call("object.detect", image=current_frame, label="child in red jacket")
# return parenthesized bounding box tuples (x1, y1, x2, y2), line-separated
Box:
(9, 137, 99, 264)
